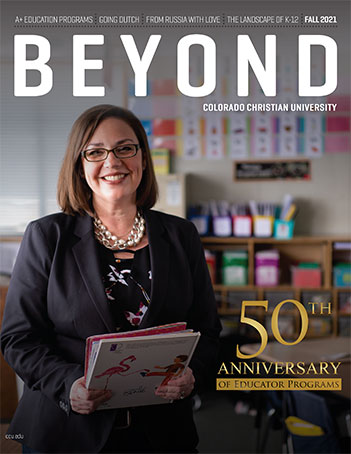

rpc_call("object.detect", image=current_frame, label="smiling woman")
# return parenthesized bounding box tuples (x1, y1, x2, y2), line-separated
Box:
(57, 105, 157, 218)
(1, 104, 221, 453)
(81, 117, 145, 222)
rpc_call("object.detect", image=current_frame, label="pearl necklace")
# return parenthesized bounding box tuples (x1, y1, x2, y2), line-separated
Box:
(93, 211, 145, 250)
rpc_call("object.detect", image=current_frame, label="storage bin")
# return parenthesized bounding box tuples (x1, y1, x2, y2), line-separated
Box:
(338, 292, 351, 314)
(253, 215, 274, 238)
(274, 219, 295, 239)
(213, 215, 232, 237)
(292, 263, 321, 288)
(232, 215, 252, 237)
(222, 251, 248, 285)
(204, 249, 216, 284)
(333, 263, 351, 287)
(190, 215, 210, 236)
(255, 250, 280, 286)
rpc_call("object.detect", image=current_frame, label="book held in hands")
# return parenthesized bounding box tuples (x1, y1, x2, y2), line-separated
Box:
(84, 323, 200, 409)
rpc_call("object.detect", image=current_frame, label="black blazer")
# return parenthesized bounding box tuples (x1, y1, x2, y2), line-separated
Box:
(1, 210, 221, 453)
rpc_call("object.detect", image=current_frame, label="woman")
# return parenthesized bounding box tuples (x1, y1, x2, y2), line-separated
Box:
(1, 105, 221, 453)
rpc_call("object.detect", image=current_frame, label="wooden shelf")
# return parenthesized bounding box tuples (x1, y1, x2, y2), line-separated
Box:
(305, 333, 334, 340)
(213, 284, 334, 292)
(202, 236, 351, 244)
(202, 235, 351, 338)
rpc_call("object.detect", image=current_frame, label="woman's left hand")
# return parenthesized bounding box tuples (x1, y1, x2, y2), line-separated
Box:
(155, 367, 195, 401)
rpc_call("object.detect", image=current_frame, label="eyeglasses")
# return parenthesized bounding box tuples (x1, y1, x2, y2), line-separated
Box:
(81, 144, 140, 162)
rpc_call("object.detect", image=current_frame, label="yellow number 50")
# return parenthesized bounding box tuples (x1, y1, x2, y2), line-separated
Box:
(236, 300, 309, 359)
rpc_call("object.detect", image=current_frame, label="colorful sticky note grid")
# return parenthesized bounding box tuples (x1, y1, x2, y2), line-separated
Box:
(153, 119, 176, 136)
(327, 96, 351, 112)
(141, 120, 153, 136)
(297, 118, 304, 133)
(203, 118, 226, 135)
(326, 117, 351, 132)
(152, 79, 177, 96)
(325, 135, 351, 153)
(152, 137, 178, 155)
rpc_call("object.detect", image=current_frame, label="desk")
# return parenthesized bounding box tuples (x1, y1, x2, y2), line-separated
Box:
(241, 338, 350, 452)
(241, 337, 351, 399)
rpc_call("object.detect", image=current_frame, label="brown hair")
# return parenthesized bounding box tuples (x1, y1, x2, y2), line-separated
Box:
(57, 104, 158, 215)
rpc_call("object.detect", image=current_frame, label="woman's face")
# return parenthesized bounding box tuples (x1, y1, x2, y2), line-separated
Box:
(82, 117, 145, 209)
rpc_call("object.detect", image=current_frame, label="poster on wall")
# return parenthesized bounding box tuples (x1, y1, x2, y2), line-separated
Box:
(0, 1, 350, 453)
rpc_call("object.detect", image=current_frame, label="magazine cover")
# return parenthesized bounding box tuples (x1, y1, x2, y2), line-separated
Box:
(0, 0, 350, 453)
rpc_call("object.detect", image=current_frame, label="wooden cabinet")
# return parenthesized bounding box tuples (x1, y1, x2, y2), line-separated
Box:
(0, 285, 18, 420)
(201, 236, 351, 339)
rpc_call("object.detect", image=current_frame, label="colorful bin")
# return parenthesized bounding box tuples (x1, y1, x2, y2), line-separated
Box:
(333, 263, 351, 287)
(274, 220, 295, 239)
(232, 215, 252, 237)
(253, 216, 274, 238)
(292, 263, 322, 288)
(213, 215, 232, 237)
(189, 215, 210, 236)
(222, 251, 248, 286)
(205, 249, 216, 285)
(255, 250, 280, 286)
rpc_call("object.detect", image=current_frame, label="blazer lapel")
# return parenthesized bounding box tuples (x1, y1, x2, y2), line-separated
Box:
(72, 214, 115, 333)
(140, 210, 170, 328)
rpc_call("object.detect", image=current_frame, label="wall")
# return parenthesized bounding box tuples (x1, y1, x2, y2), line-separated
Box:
(176, 153, 351, 235)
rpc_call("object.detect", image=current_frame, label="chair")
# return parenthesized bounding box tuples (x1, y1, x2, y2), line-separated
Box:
(284, 391, 341, 453)
(255, 391, 284, 453)
(256, 390, 347, 454)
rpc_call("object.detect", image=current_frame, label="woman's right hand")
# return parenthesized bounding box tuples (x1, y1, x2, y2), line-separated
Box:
(69, 377, 112, 414)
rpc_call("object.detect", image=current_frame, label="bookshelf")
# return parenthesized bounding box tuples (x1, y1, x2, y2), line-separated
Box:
(201, 236, 351, 339)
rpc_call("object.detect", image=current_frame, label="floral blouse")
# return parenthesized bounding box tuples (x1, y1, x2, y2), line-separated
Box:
(96, 242, 152, 332)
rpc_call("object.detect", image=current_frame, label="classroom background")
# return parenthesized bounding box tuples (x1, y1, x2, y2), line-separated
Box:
(1, 0, 350, 452)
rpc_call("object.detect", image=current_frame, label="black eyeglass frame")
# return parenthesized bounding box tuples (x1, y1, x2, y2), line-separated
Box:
(81, 144, 140, 162)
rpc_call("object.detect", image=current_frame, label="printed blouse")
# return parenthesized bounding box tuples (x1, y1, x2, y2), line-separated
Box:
(97, 242, 152, 332)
